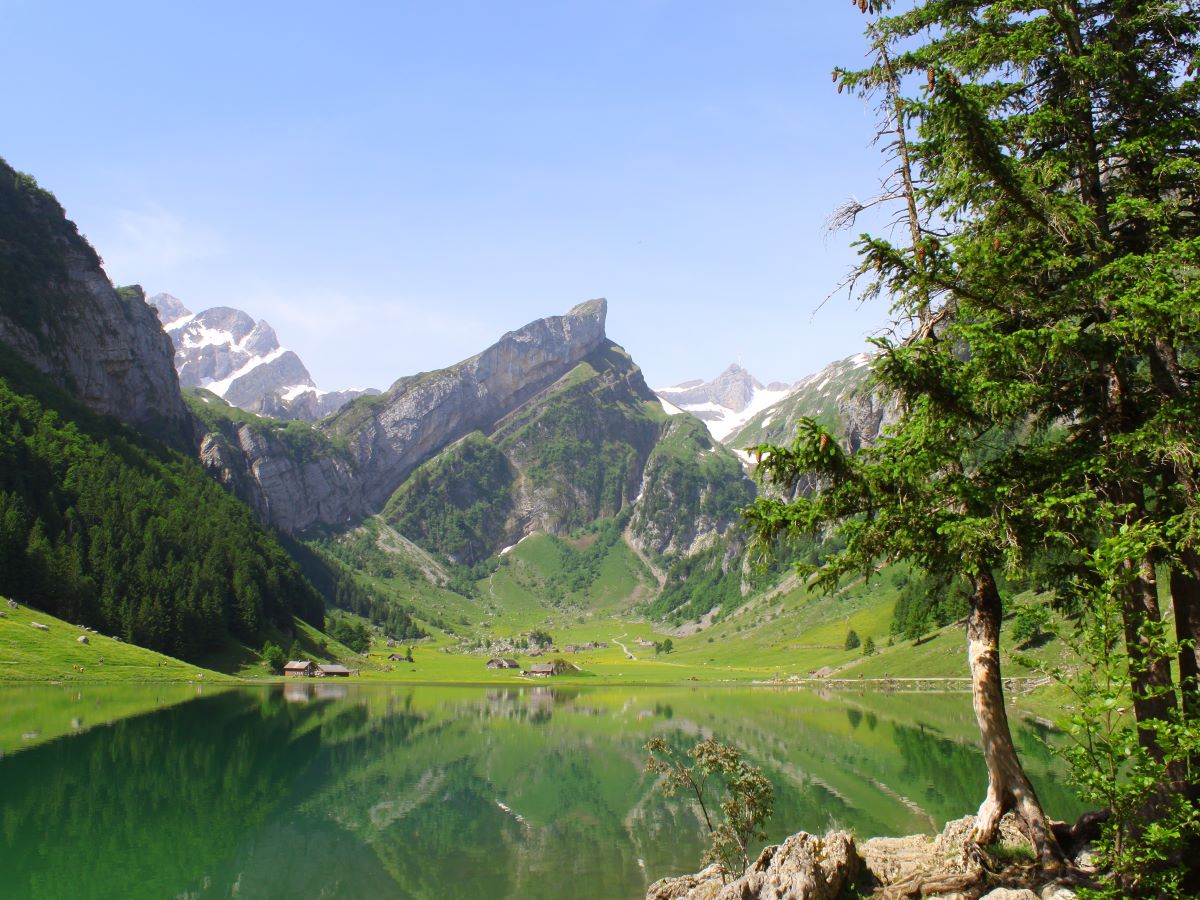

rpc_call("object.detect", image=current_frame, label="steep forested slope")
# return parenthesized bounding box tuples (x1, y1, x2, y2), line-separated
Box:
(0, 357, 325, 658)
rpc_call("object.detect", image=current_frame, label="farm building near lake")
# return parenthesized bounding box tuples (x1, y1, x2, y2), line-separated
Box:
(284, 661, 354, 678)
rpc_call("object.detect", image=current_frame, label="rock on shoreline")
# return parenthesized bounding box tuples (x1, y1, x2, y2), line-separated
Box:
(646, 814, 1083, 900)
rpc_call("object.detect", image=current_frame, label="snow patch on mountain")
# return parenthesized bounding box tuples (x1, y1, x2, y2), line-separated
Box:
(205, 347, 289, 398)
(148, 293, 377, 421)
(656, 363, 792, 442)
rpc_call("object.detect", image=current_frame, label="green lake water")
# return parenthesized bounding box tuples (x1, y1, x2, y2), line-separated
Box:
(0, 684, 1082, 899)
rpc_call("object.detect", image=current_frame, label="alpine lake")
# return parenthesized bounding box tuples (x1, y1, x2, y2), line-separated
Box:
(0, 683, 1082, 900)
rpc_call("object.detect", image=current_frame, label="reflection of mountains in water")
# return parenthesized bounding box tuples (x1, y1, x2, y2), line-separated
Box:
(0, 685, 1082, 900)
(284, 682, 349, 703)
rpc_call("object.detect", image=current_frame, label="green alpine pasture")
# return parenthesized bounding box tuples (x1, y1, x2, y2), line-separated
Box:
(0, 598, 229, 684)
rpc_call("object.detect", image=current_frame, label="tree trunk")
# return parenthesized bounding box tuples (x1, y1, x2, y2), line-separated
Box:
(967, 571, 1064, 866)
(1121, 555, 1179, 763)
(1170, 550, 1200, 722)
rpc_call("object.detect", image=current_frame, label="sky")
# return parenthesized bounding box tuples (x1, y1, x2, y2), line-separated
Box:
(2, 0, 899, 391)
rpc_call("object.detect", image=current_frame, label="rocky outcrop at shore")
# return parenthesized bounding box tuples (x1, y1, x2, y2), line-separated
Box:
(648, 831, 861, 900)
(647, 814, 1089, 900)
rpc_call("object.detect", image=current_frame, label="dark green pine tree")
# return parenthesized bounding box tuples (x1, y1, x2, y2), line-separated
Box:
(748, 0, 1200, 872)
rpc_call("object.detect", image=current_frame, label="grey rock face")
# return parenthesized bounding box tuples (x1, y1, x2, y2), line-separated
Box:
(659, 363, 764, 413)
(646, 831, 862, 900)
(0, 166, 191, 446)
(199, 424, 367, 533)
(628, 417, 752, 558)
(147, 292, 191, 323)
(210, 299, 611, 533)
(328, 298, 610, 515)
(839, 388, 900, 454)
(223, 350, 312, 407)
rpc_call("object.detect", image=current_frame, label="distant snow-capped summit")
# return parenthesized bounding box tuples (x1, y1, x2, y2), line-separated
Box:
(148, 293, 377, 421)
(655, 363, 793, 442)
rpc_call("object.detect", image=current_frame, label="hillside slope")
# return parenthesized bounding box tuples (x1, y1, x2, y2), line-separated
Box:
(0, 597, 230, 684)
(0, 356, 326, 659)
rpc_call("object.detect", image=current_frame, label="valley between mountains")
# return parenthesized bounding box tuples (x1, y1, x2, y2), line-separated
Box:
(0, 156, 1066, 692)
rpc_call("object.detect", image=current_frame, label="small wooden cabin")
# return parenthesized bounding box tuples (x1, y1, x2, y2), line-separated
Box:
(284, 660, 316, 678)
(528, 663, 556, 677)
(317, 664, 352, 678)
(487, 658, 519, 669)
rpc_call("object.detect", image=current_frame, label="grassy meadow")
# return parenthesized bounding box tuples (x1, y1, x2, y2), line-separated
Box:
(0, 600, 231, 684)
(0, 516, 1076, 724)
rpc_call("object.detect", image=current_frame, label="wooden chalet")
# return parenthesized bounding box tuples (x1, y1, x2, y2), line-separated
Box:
(528, 659, 575, 677)
(317, 664, 352, 678)
(487, 658, 519, 669)
(284, 660, 316, 678)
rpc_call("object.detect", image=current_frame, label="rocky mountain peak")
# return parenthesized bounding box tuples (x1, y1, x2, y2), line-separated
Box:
(658, 363, 763, 413)
(566, 297, 607, 322)
(655, 361, 790, 442)
(500, 296, 606, 356)
(711, 364, 765, 412)
(150, 296, 377, 422)
(147, 292, 191, 324)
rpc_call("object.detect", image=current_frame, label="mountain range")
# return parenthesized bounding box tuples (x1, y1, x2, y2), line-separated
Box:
(0, 154, 895, 663)
(148, 294, 379, 421)
(655, 364, 793, 443)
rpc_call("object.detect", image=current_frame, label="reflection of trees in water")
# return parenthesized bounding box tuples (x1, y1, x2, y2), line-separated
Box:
(633, 725, 887, 871)
(890, 722, 988, 821)
(0, 690, 323, 899)
(889, 720, 1083, 824)
(3, 686, 1085, 900)
(330, 733, 652, 898)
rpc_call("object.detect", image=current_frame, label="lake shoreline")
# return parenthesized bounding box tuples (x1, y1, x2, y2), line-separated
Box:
(647, 812, 1095, 900)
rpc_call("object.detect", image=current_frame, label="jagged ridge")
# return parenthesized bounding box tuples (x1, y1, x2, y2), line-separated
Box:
(149, 294, 379, 422)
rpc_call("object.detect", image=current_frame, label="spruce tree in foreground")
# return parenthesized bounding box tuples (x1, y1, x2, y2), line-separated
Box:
(747, 0, 1199, 879)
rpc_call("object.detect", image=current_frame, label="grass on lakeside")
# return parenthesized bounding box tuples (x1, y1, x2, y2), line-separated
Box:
(0, 597, 231, 684)
(333, 557, 1075, 723)
(1, 523, 1081, 734)
(0, 682, 222, 755)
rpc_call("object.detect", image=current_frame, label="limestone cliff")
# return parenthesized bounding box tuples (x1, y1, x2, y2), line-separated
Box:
(201, 299, 612, 533)
(328, 298, 610, 511)
(382, 339, 670, 564)
(0, 161, 191, 447)
(196, 419, 366, 533)
(628, 415, 753, 559)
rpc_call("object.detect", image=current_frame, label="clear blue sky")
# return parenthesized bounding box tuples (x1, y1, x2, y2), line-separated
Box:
(2, 0, 896, 391)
